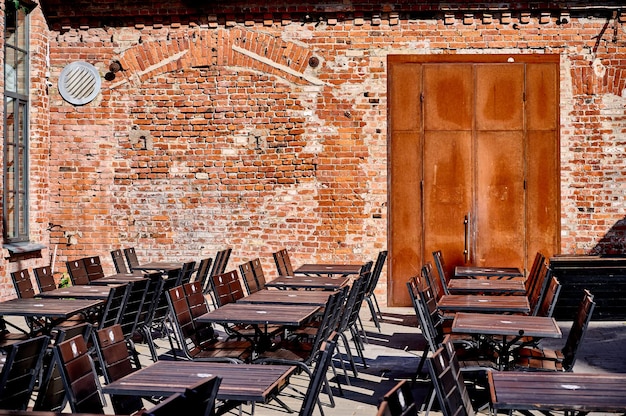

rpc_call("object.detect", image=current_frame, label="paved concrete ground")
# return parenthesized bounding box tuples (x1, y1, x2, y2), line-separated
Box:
(14, 304, 626, 415)
(139, 306, 626, 415)
(241, 307, 626, 416)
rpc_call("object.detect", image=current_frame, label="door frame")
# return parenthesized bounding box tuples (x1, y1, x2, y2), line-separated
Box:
(387, 54, 561, 307)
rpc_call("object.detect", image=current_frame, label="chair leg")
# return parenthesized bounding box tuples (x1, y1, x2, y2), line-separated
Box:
(140, 326, 159, 362)
(365, 297, 381, 332)
(339, 331, 358, 378)
(329, 356, 345, 395)
(350, 326, 367, 369)
(412, 347, 430, 384)
(357, 316, 369, 344)
(372, 295, 383, 319)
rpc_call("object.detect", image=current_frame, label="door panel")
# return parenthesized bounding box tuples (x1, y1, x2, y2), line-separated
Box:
(526, 64, 559, 131)
(424, 131, 472, 269)
(390, 62, 422, 131)
(526, 130, 560, 261)
(387, 55, 560, 307)
(388, 61, 422, 305)
(475, 131, 525, 267)
(475, 64, 524, 131)
(423, 64, 473, 131)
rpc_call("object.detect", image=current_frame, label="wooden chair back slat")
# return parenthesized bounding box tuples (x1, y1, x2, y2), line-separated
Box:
(33, 266, 57, 293)
(561, 290, 595, 371)
(209, 248, 232, 277)
(534, 275, 561, 317)
(194, 257, 213, 294)
(54, 335, 104, 413)
(118, 279, 149, 339)
(83, 256, 105, 282)
(381, 379, 418, 416)
(10, 270, 36, 299)
(273, 248, 295, 276)
(110, 249, 130, 274)
(211, 270, 244, 307)
(239, 260, 258, 295)
(0, 335, 49, 410)
(123, 247, 140, 272)
(66, 260, 90, 286)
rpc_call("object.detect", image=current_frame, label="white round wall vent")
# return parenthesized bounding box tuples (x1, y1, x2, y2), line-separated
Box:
(58, 61, 101, 106)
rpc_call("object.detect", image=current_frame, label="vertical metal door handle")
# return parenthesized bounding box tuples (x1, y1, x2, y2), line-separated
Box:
(464, 213, 471, 263)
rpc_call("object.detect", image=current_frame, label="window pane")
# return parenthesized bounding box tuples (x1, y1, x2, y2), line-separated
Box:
(17, 103, 26, 237)
(5, 5, 16, 47)
(5, 49, 17, 93)
(16, 8, 27, 50)
(16, 50, 27, 95)
(4, 2, 30, 242)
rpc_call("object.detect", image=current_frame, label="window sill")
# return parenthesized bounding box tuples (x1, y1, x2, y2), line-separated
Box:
(4, 241, 46, 256)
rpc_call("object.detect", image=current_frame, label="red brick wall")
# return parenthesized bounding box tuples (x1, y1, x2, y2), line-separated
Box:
(2, 2, 626, 304)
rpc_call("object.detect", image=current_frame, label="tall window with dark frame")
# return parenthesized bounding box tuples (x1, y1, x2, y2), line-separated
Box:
(3, 0, 31, 242)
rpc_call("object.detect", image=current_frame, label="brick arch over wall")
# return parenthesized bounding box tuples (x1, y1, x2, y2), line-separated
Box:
(117, 28, 316, 86)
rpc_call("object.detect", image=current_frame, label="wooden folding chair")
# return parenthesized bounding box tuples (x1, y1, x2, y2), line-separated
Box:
(0, 335, 49, 410)
(144, 376, 222, 416)
(273, 248, 295, 276)
(239, 259, 262, 295)
(427, 341, 476, 416)
(297, 335, 338, 416)
(93, 324, 144, 414)
(514, 290, 595, 372)
(364, 250, 387, 331)
(123, 247, 141, 272)
(66, 259, 90, 285)
(83, 255, 105, 282)
(54, 335, 105, 413)
(33, 265, 57, 293)
(380, 380, 418, 416)
(166, 283, 251, 363)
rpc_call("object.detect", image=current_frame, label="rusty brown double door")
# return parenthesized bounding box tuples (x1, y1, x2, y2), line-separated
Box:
(388, 55, 560, 306)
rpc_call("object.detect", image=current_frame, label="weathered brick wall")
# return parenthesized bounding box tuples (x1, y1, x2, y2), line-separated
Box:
(0, 5, 52, 299)
(2, 2, 626, 304)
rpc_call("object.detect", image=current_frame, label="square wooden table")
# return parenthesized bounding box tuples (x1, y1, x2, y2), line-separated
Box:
(197, 303, 319, 327)
(102, 360, 296, 407)
(446, 279, 526, 295)
(293, 263, 363, 276)
(36, 284, 120, 300)
(265, 275, 350, 291)
(88, 273, 148, 286)
(237, 289, 336, 306)
(132, 262, 183, 272)
(197, 303, 319, 352)
(437, 294, 530, 314)
(452, 312, 561, 369)
(0, 297, 102, 334)
(489, 372, 626, 412)
(455, 266, 523, 279)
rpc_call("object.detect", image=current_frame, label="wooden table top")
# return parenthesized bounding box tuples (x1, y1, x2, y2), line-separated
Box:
(132, 262, 183, 272)
(489, 372, 626, 412)
(455, 266, 523, 278)
(36, 284, 120, 300)
(237, 289, 336, 306)
(89, 273, 148, 285)
(102, 361, 297, 403)
(265, 274, 350, 290)
(437, 294, 530, 314)
(447, 279, 526, 295)
(452, 312, 562, 338)
(0, 297, 103, 318)
(293, 263, 363, 276)
(197, 303, 320, 327)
